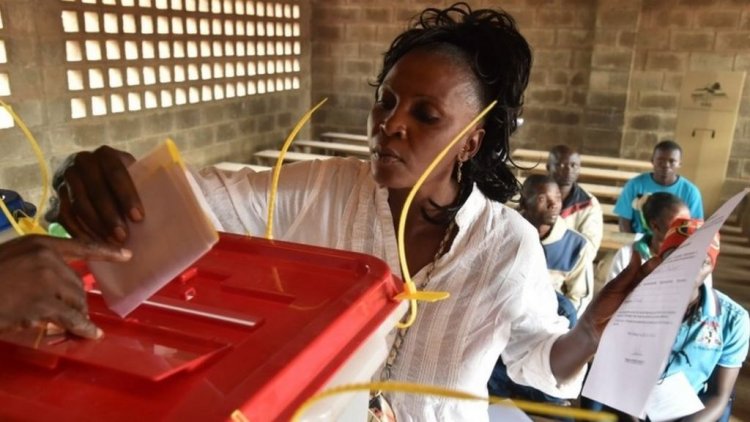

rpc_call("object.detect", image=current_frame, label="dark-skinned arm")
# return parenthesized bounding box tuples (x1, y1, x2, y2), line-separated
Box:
(48, 146, 143, 244)
(618, 217, 634, 234)
(549, 252, 661, 382)
(0, 235, 131, 338)
(680, 366, 739, 421)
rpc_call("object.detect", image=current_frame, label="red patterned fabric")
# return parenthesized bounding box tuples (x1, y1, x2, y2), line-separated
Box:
(659, 218, 720, 267)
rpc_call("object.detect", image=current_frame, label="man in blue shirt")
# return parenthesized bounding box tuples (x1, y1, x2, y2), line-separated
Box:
(614, 140, 703, 233)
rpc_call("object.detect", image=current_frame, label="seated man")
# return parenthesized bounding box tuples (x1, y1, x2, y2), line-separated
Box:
(519, 174, 595, 316)
(546, 145, 603, 251)
(488, 175, 595, 407)
(614, 140, 703, 233)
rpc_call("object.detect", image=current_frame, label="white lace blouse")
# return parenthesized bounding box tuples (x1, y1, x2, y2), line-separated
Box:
(188, 157, 584, 421)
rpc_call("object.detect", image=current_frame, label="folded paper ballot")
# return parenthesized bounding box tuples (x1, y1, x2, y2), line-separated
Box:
(88, 140, 219, 317)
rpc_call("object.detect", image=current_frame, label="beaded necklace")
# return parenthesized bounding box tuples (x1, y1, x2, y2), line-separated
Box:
(379, 218, 457, 381)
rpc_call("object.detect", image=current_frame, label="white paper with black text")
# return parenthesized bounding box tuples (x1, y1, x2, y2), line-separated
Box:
(582, 188, 749, 417)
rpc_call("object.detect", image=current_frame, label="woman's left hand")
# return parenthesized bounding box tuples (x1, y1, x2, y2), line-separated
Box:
(550, 252, 662, 383)
(581, 251, 662, 341)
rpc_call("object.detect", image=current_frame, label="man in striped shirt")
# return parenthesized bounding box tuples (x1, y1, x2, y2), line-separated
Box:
(546, 145, 603, 251)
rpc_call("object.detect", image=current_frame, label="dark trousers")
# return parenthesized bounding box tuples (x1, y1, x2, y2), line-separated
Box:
(487, 293, 578, 420)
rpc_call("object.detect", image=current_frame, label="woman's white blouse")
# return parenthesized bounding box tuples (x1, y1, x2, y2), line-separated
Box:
(188, 157, 584, 421)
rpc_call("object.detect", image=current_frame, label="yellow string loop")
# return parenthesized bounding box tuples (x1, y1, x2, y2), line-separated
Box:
(395, 100, 497, 329)
(0, 100, 49, 236)
(289, 380, 615, 422)
(265, 98, 328, 240)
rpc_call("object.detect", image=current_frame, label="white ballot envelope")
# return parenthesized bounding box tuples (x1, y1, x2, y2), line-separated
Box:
(582, 188, 749, 417)
(488, 401, 533, 422)
(88, 140, 219, 317)
(643, 371, 704, 421)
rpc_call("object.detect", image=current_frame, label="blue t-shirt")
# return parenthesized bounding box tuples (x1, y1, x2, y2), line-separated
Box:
(663, 287, 750, 394)
(613, 173, 704, 233)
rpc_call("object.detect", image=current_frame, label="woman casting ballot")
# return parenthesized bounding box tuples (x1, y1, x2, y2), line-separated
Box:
(49, 4, 658, 420)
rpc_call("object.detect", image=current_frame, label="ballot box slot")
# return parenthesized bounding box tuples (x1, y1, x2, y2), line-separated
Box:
(0, 311, 231, 382)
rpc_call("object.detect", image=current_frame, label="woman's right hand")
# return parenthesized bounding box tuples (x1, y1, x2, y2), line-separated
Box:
(50, 146, 144, 244)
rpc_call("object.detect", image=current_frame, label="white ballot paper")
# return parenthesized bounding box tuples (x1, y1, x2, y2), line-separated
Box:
(488, 401, 533, 422)
(582, 188, 749, 418)
(643, 372, 704, 422)
(88, 140, 219, 317)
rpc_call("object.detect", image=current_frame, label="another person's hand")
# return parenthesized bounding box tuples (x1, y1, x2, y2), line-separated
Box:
(49, 146, 143, 244)
(0, 235, 131, 339)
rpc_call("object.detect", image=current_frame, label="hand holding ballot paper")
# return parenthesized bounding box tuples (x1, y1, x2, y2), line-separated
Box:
(54, 140, 218, 317)
(88, 140, 219, 316)
(583, 188, 750, 421)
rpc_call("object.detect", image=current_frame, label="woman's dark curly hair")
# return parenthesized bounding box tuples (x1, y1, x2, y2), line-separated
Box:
(374, 3, 530, 208)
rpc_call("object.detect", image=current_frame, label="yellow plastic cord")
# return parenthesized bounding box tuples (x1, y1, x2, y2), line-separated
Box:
(394, 100, 497, 329)
(0, 100, 49, 234)
(289, 380, 615, 422)
(165, 137, 186, 167)
(265, 98, 328, 240)
(229, 410, 249, 422)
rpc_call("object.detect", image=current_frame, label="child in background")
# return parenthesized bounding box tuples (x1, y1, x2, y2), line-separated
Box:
(607, 192, 689, 282)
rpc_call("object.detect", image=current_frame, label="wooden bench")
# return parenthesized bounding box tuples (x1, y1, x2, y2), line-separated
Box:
(253, 149, 333, 164)
(514, 159, 638, 185)
(512, 148, 652, 172)
(214, 162, 271, 172)
(601, 203, 615, 219)
(577, 182, 621, 201)
(740, 197, 750, 243)
(294, 139, 370, 157)
(508, 193, 616, 219)
(517, 176, 622, 202)
(319, 132, 368, 145)
(600, 230, 636, 252)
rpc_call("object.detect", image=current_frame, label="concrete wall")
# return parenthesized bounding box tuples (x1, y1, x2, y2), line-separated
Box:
(2, 0, 749, 209)
(0, 0, 311, 205)
(623, 0, 750, 198)
(309, 0, 750, 199)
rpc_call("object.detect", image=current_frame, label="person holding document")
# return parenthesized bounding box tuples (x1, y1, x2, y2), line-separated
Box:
(46, 4, 661, 420)
(589, 218, 749, 422)
(656, 219, 747, 422)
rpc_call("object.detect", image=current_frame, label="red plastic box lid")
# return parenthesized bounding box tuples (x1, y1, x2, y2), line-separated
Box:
(0, 233, 402, 421)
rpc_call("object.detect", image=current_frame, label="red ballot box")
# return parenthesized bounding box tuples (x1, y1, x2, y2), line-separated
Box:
(0, 233, 403, 421)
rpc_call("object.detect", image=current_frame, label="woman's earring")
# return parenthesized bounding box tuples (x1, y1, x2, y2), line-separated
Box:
(456, 160, 463, 184)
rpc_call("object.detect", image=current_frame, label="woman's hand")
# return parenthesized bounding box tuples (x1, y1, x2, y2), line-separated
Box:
(550, 252, 661, 382)
(49, 146, 143, 244)
(581, 251, 662, 341)
(0, 235, 131, 339)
